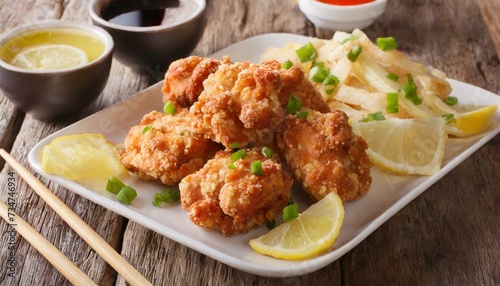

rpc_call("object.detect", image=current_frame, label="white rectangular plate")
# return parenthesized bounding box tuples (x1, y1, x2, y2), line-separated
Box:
(29, 33, 500, 277)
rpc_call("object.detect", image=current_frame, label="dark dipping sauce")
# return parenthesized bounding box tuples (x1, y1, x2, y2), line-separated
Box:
(101, 0, 198, 27)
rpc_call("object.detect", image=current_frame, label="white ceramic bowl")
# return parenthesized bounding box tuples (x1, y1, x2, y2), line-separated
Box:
(298, 0, 388, 32)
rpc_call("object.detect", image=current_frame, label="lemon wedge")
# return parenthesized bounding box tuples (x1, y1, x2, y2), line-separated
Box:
(350, 117, 447, 175)
(42, 134, 129, 191)
(249, 192, 344, 260)
(451, 104, 498, 137)
(11, 44, 88, 70)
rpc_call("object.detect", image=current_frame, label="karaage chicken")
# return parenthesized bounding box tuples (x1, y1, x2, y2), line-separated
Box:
(190, 59, 285, 148)
(275, 110, 372, 202)
(161, 55, 221, 108)
(119, 109, 222, 185)
(179, 147, 293, 236)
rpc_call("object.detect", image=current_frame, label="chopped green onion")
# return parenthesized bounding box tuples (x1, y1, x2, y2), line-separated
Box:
(283, 203, 299, 222)
(360, 111, 386, 122)
(153, 189, 180, 206)
(228, 163, 236, 170)
(309, 66, 330, 83)
(296, 110, 309, 119)
(401, 75, 422, 105)
(295, 42, 317, 63)
(281, 60, 293, 69)
(117, 186, 137, 205)
(265, 219, 276, 230)
(386, 92, 399, 114)
(311, 61, 325, 68)
(386, 73, 399, 82)
(142, 125, 152, 134)
(347, 44, 362, 62)
(442, 113, 456, 124)
(444, 96, 458, 106)
(377, 36, 398, 51)
(261, 146, 273, 158)
(324, 74, 340, 95)
(230, 149, 247, 162)
(228, 142, 240, 149)
(340, 35, 358, 44)
(163, 100, 176, 115)
(105, 176, 126, 194)
(251, 160, 264, 176)
(286, 95, 303, 115)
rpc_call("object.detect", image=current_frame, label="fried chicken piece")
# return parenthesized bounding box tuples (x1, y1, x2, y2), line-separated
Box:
(119, 109, 222, 185)
(275, 110, 372, 202)
(179, 147, 292, 236)
(162, 55, 221, 108)
(260, 60, 330, 113)
(190, 58, 285, 148)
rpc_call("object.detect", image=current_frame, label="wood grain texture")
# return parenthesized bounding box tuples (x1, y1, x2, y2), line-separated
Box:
(0, 0, 499, 285)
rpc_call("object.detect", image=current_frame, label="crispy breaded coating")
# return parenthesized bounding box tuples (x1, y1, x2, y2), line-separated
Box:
(275, 110, 372, 202)
(190, 59, 285, 148)
(179, 148, 292, 236)
(278, 64, 331, 113)
(119, 109, 222, 185)
(162, 56, 221, 107)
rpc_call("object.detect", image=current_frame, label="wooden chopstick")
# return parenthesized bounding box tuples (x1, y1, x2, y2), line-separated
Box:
(0, 149, 152, 286)
(0, 200, 97, 286)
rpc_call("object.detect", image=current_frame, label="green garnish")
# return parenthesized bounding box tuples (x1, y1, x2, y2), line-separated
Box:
(281, 60, 293, 69)
(163, 100, 176, 115)
(105, 176, 126, 194)
(265, 219, 276, 230)
(401, 75, 422, 105)
(309, 65, 329, 83)
(377, 36, 398, 51)
(442, 113, 456, 124)
(324, 74, 340, 95)
(230, 149, 247, 162)
(347, 44, 362, 62)
(152, 189, 180, 206)
(283, 203, 299, 222)
(386, 92, 399, 114)
(286, 95, 302, 115)
(261, 146, 273, 158)
(251, 160, 264, 176)
(117, 186, 137, 205)
(295, 42, 318, 63)
(386, 73, 399, 82)
(296, 110, 309, 119)
(228, 142, 240, 149)
(444, 96, 458, 106)
(142, 125, 152, 134)
(360, 111, 386, 122)
(228, 163, 236, 170)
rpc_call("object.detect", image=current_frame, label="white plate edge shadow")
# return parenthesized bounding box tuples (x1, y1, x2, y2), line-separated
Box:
(28, 33, 500, 277)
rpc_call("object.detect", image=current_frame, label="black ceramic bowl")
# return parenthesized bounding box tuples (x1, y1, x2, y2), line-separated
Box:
(0, 21, 114, 121)
(89, 0, 206, 75)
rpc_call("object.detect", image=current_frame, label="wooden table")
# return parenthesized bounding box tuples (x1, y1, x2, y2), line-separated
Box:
(1, 0, 499, 285)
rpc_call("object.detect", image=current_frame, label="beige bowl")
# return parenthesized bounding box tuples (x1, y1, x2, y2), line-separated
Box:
(89, 0, 206, 74)
(0, 20, 113, 121)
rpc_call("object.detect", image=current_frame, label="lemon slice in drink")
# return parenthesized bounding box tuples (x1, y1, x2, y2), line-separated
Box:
(249, 192, 344, 260)
(42, 134, 129, 191)
(350, 117, 447, 175)
(451, 104, 498, 137)
(11, 44, 88, 70)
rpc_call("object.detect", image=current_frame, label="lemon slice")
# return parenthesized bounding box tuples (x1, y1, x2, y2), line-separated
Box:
(249, 192, 344, 260)
(42, 134, 129, 191)
(10, 44, 88, 70)
(350, 117, 447, 175)
(451, 104, 498, 137)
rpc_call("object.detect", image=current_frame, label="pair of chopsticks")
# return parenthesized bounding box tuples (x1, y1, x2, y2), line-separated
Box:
(0, 149, 152, 286)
